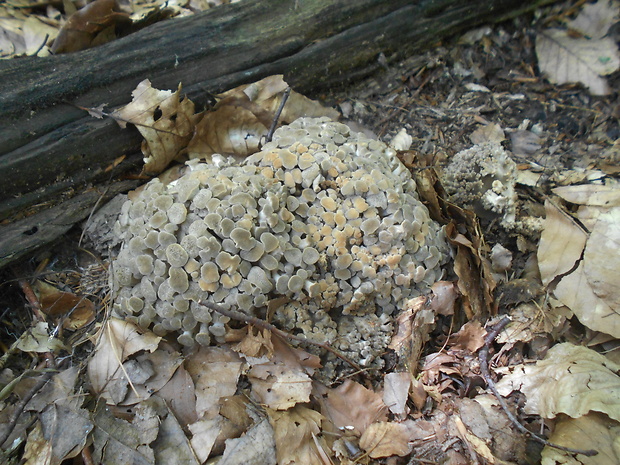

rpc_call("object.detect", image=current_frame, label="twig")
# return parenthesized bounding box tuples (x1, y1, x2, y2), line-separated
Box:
(265, 87, 291, 143)
(199, 300, 363, 372)
(479, 317, 598, 457)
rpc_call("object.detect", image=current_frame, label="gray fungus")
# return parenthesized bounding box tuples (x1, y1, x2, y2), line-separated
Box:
(111, 117, 449, 374)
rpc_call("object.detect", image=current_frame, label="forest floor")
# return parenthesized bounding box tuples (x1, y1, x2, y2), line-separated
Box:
(1, 1, 619, 464)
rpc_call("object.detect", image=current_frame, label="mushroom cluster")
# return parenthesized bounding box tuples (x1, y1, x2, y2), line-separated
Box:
(111, 117, 449, 369)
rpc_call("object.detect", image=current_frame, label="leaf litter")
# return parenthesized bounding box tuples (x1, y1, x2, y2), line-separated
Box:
(2, 0, 620, 463)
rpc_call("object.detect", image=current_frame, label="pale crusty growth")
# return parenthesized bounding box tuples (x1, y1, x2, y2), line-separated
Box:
(443, 143, 518, 228)
(111, 117, 448, 372)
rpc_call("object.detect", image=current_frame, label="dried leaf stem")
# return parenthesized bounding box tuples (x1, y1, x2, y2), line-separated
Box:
(479, 317, 598, 457)
(265, 87, 291, 143)
(199, 300, 362, 372)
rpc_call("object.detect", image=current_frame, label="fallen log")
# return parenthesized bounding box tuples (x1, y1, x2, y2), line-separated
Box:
(0, 0, 554, 268)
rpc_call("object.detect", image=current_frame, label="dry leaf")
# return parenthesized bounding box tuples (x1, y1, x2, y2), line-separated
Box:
(188, 417, 222, 463)
(509, 129, 541, 157)
(87, 318, 161, 404)
(538, 200, 587, 287)
(449, 320, 486, 352)
(220, 417, 276, 465)
(268, 406, 325, 465)
(453, 415, 501, 464)
(383, 372, 410, 418)
(38, 404, 94, 464)
(315, 379, 387, 435)
(111, 79, 200, 174)
(186, 75, 339, 161)
(538, 194, 620, 337)
(553, 184, 620, 207)
(21, 422, 53, 465)
(541, 412, 620, 465)
(91, 401, 157, 465)
(51, 0, 126, 54)
(359, 421, 413, 458)
(583, 209, 620, 309)
(536, 27, 620, 95)
(156, 364, 197, 427)
(470, 124, 505, 145)
(152, 406, 200, 465)
(496, 343, 620, 422)
(184, 346, 244, 419)
(120, 347, 184, 405)
(15, 321, 68, 353)
(35, 280, 95, 330)
(248, 336, 315, 410)
(568, 0, 620, 40)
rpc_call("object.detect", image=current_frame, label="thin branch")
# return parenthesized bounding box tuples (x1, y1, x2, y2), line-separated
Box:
(265, 87, 291, 143)
(199, 300, 363, 372)
(479, 317, 598, 457)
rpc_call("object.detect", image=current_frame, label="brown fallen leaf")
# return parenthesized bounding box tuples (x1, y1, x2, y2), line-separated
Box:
(87, 318, 161, 404)
(268, 406, 325, 465)
(248, 335, 317, 410)
(35, 280, 95, 330)
(51, 0, 128, 54)
(111, 79, 201, 174)
(315, 379, 387, 436)
(359, 421, 413, 458)
(542, 412, 620, 465)
(186, 75, 339, 161)
(382, 372, 410, 418)
(184, 345, 244, 419)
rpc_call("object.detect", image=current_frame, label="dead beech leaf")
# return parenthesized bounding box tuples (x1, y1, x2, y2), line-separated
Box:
(188, 417, 222, 463)
(91, 401, 157, 464)
(21, 422, 53, 465)
(38, 404, 94, 464)
(383, 372, 410, 418)
(268, 406, 324, 465)
(453, 415, 500, 464)
(156, 364, 197, 427)
(448, 320, 486, 352)
(583, 209, 620, 309)
(87, 318, 161, 404)
(120, 347, 184, 405)
(553, 184, 620, 207)
(470, 123, 505, 145)
(15, 321, 68, 353)
(568, 0, 619, 41)
(220, 417, 277, 465)
(187, 105, 266, 162)
(359, 421, 413, 458)
(186, 75, 339, 161)
(35, 280, 95, 330)
(233, 326, 274, 359)
(51, 0, 127, 54)
(495, 343, 620, 422)
(537, 200, 587, 287)
(112, 79, 200, 174)
(541, 412, 620, 465)
(315, 379, 387, 435)
(555, 261, 620, 338)
(536, 28, 620, 95)
(152, 406, 200, 465)
(184, 346, 244, 419)
(388, 295, 435, 376)
(248, 336, 316, 410)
